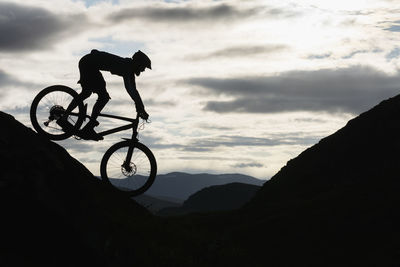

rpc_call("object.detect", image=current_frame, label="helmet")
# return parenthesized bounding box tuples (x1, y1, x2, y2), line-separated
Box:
(132, 50, 151, 70)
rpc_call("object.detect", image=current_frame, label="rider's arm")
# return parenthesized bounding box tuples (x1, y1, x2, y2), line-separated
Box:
(123, 75, 147, 115)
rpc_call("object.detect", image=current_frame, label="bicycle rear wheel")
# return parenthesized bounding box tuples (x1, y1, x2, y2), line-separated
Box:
(30, 85, 85, 140)
(100, 141, 157, 197)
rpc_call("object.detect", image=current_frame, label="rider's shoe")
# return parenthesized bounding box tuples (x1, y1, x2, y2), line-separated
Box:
(77, 120, 103, 141)
(77, 128, 103, 141)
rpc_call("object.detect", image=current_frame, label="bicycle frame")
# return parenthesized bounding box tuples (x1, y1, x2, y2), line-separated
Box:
(94, 113, 140, 140)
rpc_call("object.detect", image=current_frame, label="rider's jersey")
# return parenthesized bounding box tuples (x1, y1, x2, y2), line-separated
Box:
(88, 49, 134, 77)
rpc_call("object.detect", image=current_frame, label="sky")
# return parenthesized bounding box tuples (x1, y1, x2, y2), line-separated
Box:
(1, 0, 400, 179)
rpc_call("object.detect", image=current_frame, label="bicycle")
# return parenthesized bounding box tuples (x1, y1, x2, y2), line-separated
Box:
(30, 85, 157, 197)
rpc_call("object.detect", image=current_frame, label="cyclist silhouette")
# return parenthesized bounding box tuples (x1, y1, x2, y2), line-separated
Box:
(63, 49, 151, 141)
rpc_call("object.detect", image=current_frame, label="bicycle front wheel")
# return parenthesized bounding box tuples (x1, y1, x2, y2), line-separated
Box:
(100, 141, 157, 197)
(30, 85, 85, 140)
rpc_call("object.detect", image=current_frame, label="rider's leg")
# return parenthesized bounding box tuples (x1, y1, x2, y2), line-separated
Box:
(62, 89, 92, 119)
(79, 90, 109, 141)
(90, 91, 110, 123)
(82, 90, 110, 129)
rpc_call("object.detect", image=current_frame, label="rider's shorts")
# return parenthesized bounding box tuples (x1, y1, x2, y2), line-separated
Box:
(78, 54, 107, 96)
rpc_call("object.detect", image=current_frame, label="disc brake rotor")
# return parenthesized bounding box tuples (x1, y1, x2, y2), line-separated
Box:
(121, 162, 137, 177)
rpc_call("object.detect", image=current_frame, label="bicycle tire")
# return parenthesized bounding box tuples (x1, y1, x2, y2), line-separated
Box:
(30, 85, 85, 140)
(100, 141, 157, 197)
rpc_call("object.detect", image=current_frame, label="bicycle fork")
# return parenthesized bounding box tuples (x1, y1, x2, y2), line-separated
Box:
(121, 130, 139, 173)
(122, 143, 135, 172)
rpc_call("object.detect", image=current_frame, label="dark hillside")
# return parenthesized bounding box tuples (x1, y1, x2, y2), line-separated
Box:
(0, 112, 153, 266)
(158, 183, 260, 216)
(251, 94, 400, 205)
(222, 95, 400, 265)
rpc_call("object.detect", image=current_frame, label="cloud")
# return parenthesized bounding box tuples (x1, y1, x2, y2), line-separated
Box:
(138, 132, 319, 153)
(307, 53, 332, 60)
(108, 4, 256, 23)
(386, 48, 400, 61)
(185, 66, 400, 115)
(0, 69, 36, 88)
(60, 140, 100, 154)
(384, 20, 400, 32)
(186, 45, 288, 60)
(107, 3, 298, 24)
(232, 162, 264, 168)
(145, 99, 176, 107)
(342, 50, 369, 59)
(196, 123, 234, 131)
(182, 134, 319, 152)
(0, 2, 89, 52)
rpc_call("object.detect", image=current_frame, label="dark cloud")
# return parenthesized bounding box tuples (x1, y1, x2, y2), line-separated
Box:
(342, 50, 369, 59)
(307, 53, 332, 60)
(0, 2, 89, 52)
(182, 134, 319, 152)
(232, 162, 264, 168)
(108, 3, 298, 24)
(386, 48, 400, 61)
(185, 66, 400, 115)
(138, 133, 318, 153)
(293, 118, 327, 123)
(0, 70, 19, 87)
(0, 69, 37, 88)
(187, 45, 287, 60)
(385, 20, 400, 32)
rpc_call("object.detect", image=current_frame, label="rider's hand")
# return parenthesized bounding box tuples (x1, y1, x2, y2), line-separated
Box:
(138, 110, 149, 120)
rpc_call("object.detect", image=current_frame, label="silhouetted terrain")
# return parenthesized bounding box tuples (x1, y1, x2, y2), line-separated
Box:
(230, 94, 400, 265)
(133, 194, 181, 213)
(145, 172, 264, 201)
(0, 111, 153, 266)
(132, 172, 264, 213)
(158, 183, 261, 216)
(2, 94, 400, 266)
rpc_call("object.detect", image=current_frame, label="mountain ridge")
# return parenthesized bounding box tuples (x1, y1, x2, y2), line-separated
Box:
(145, 172, 264, 200)
(226, 94, 400, 265)
(249, 94, 400, 207)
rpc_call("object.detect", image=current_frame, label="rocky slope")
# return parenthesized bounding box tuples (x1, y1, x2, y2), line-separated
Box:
(0, 111, 153, 266)
(251, 94, 400, 206)
(227, 94, 400, 265)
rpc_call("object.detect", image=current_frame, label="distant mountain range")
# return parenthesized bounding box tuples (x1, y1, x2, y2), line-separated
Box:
(133, 172, 265, 215)
(144, 172, 264, 201)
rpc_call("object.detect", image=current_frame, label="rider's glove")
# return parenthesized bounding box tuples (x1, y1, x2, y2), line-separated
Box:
(138, 110, 149, 120)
